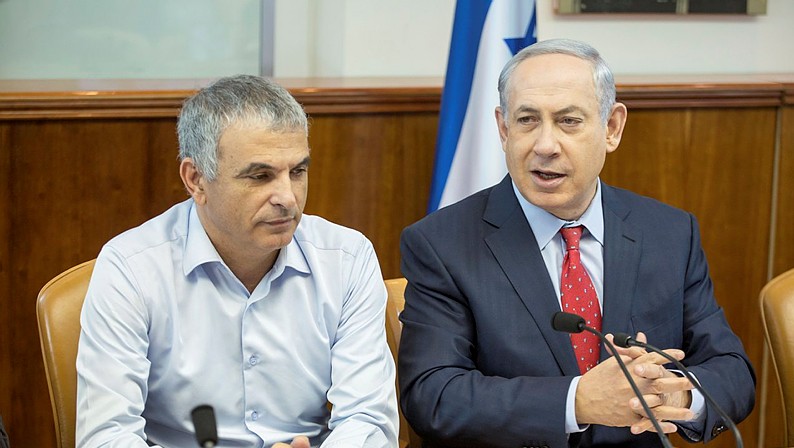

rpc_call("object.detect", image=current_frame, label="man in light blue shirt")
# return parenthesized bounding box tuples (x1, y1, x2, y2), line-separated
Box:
(76, 75, 398, 448)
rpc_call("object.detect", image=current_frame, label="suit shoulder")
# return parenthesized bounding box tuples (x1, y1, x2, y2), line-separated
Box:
(406, 188, 491, 235)
(607, 185, 694, 226)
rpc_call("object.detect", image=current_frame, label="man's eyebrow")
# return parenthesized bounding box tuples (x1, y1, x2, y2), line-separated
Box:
(514, 105, 540, 116)
(234, 156, 311, 178)
(235, 162, 274, 177)
(553, 106, 589, 117)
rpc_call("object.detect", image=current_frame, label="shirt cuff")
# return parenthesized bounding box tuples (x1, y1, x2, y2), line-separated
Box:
(565, 376, 589, 434)
(320, 421, 390, 448)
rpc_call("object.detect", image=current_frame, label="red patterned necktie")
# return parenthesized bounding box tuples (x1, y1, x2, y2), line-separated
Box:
(560, 226, 602, 374)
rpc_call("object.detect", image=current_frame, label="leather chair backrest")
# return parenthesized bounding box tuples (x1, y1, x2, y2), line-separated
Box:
(760, 267, 794, 447)
(384, 277, 423, 448)
(36, 259, 95, 448)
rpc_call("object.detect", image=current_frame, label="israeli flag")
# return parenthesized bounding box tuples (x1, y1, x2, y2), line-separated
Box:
(428, 0, 537, 212)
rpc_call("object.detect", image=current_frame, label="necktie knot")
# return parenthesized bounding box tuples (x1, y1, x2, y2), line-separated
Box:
(560, 226, 584, 252)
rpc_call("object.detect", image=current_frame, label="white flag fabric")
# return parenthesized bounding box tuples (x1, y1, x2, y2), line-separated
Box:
(428, 0, 537, 212)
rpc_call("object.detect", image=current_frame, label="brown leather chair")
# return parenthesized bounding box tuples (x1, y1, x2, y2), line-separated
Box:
(384, 277, 423, 448)
(36, 259, 96, 448)
(761, 267, 794, 447)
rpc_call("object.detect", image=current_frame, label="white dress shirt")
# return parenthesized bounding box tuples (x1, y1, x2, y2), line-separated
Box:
(76, 199, 398, 448)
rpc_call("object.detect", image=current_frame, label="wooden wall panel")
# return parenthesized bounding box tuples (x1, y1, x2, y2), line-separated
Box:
(305, 113, 437, 279)
(1, 119, 187, 447)
(774, 105, 794, 276)
(0, 123, 11, 437)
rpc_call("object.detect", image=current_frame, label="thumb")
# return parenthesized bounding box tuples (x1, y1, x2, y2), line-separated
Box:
(291, 436, 311, 448)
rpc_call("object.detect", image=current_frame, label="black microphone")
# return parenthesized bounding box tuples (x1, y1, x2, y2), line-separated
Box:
(613, 333, 743, 448)
(551, 312, 674, 448)
(191, 404, 218, 448)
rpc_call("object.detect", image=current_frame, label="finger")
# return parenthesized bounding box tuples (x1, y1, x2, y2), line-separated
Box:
(631, 417, 678, 435)
(634, 362, 667, 379)
(604, 333, 616, 356)
(272, 444, 291, 448)
(652, 404, 696, 422)
(644, 377, 695, 395)
(605, 333, 646, 358)
(632, 349, 684, 368)
(635, 331, 647, 344)
(630, 394, 664, 412)
(291, 436, 311, 448)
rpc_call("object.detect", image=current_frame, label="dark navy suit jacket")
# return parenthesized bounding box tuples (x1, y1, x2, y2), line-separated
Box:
(398, 176, 755, 448)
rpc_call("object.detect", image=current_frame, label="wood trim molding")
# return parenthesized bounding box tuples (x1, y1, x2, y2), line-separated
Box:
(1, 75, 794, 119)
(783, 84, 794, 105)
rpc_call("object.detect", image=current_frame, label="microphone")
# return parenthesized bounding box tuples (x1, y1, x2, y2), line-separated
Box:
(191, 404, 218, 448)
(551, 312, 673, 448)
(613, 333, 743, 448)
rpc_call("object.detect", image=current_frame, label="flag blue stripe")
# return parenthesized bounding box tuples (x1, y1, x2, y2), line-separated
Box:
(427, 0, 492, 212)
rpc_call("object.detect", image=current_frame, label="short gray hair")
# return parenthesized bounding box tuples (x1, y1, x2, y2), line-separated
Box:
(497, 38, 616, 124)
(177, 74, 308, 181)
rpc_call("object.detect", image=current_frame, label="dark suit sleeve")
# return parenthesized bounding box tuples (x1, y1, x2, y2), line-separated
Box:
(398, 224, 573, 448)
(677, 214, 756, 442)
(0, 415, 9, 448)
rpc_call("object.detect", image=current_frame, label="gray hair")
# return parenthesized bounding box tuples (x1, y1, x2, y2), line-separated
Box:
(497, 38, 616, 124)
(177, 74, 308, 181)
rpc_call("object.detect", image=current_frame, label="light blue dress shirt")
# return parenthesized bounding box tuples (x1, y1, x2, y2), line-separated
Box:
(511, 180, 704, 435)
(76, 199, 398, 448)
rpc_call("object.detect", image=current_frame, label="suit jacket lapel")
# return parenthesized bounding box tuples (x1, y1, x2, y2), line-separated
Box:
(483, 176, 580, 376)
(600, 183, 642, 341)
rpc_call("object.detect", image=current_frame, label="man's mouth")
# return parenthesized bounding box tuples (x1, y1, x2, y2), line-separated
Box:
(533, 170, 565, 180)
(265, 216, 295, 226)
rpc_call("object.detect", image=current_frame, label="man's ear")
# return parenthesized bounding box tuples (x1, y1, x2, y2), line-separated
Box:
(605, 102, 628, 154)
(495, 106, 509, 152)
(179, 158, 207, 205)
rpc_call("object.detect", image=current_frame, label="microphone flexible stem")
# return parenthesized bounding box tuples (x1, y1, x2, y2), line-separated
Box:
(585, 327, 675, 448)
(627, 339, 743, 448)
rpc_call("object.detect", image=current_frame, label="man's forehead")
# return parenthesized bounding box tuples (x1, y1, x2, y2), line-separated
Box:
(508, 55, 598, 108)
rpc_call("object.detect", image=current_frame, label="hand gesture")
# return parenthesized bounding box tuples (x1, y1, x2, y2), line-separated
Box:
(575, 332, 693, 432)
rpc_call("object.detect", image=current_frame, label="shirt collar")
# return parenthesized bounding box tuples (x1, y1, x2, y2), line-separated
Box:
(511, 179, 605, 250)
(183, 200, 225, 276)
(271, 226, 311, 278)
(183, 201, 311, 278)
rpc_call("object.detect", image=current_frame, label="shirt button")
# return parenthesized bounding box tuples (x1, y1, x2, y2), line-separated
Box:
(249, 355, 258, 365)
(251, 410, 259, 421)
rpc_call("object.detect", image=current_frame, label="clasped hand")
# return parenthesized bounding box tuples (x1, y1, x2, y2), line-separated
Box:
(575, 332, 694, 434)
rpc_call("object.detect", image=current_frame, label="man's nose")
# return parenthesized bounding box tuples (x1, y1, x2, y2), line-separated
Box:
(269, 174, 298, 210)
(533, 123, 560, 157)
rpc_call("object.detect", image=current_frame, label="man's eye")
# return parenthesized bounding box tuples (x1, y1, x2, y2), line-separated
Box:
(560, 117, 582, 126)
(248, 173, 270, 181)
(517, 116, 538, 124)
(291, 167, 308, 176)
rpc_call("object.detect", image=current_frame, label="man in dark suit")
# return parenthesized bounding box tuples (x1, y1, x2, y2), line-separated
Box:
(398, 39, 755, 447)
